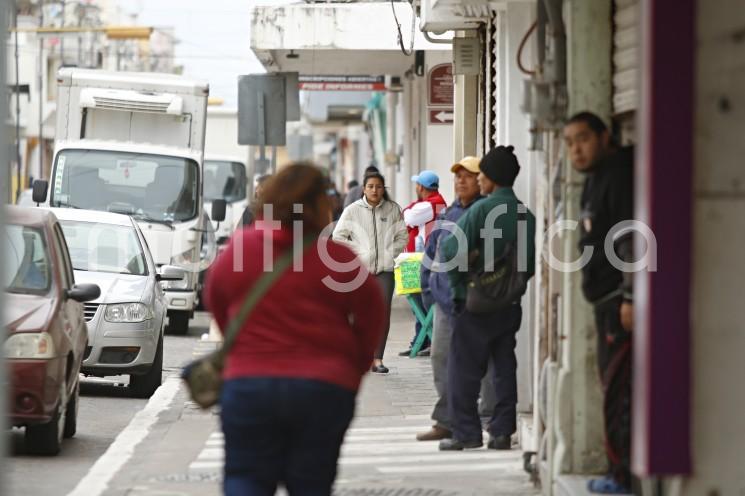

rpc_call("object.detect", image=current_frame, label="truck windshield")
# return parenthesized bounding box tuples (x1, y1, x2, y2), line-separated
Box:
(203, 160, 246, 203)
(50, 150, 199, 223)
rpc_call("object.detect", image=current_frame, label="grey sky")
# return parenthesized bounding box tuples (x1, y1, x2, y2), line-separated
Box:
(119, 0, 294, 107)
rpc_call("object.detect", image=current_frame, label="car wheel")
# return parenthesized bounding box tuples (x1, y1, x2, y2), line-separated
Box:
(63, 382, 79, 439)
(25, 390, 66, 456)
(130, 335, 163, 398)
(165, 311, 190, 335)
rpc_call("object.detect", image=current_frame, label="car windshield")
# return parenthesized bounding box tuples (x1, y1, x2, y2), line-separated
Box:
(204, 160, 247, 203)
(59, 220, 147, 276)
(50, 150, 199, 223)
(2, 225, 52, 294)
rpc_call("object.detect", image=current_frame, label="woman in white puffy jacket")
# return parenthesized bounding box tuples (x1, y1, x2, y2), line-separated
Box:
(333, 172, 408, 373)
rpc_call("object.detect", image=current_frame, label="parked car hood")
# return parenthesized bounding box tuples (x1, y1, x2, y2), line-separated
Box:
(74, 271, 148, 305)
(3, 293, 55, 335)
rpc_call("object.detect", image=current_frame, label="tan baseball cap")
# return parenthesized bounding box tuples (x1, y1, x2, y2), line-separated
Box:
(451, 156, 481, 174)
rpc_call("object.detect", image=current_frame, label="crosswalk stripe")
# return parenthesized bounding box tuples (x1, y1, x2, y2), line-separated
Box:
(346, 426, 431, 434)
(378, 461, 519, 474)
(344, 434, 420, 442)
(190, 461, 222, 471)
(339, 451, 512, 466)
(189, 428, 514, 477)
(196, 448, 223, 460)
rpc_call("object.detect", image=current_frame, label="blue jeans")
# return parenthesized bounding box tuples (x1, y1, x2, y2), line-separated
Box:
(220, 377, 356, 496)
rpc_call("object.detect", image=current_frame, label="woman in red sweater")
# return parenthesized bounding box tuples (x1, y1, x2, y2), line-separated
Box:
(205, 163, 385, 495)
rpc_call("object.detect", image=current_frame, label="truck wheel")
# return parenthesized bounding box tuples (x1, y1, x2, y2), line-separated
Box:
(63, 382, 79, 438)
(26, 399, 65, 456)
(130, 336, 163, 398)
(166, 311, 190, 335)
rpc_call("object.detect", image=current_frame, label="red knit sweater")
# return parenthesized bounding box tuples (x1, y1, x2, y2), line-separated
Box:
(205, 227, 385, 391)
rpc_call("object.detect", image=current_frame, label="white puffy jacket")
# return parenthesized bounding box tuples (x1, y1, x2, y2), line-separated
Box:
(332, 197, 408, 274)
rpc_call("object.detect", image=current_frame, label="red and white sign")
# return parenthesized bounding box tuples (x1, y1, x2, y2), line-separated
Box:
(428, 64, 454, 106)
(299, 82, 387, 91)
(298, 75, 386, 91)
(429, 108, 454, 125)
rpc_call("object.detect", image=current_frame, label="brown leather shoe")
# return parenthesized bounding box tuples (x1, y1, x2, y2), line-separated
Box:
(416, 425, 452, 441)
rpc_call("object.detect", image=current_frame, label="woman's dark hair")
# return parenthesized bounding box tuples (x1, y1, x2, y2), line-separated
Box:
(566, 111, 608, 136)
(254, 162, 330, 233)
(362, 172, 390, 201)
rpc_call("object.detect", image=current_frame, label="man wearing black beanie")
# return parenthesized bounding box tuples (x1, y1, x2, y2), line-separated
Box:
(438, 145, 536, 451)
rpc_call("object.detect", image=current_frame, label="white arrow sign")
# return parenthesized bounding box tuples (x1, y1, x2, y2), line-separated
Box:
(434, 111, 454, 123)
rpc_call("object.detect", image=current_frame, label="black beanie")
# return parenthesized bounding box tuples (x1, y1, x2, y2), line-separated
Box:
(479, 145, 520, 186)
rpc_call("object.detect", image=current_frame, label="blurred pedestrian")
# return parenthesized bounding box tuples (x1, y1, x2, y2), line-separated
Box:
(400, 170, 447, 356)
(439, 146, 536, 451)
(564, 111, 634, 494)
(205, 163, 385, 495)
(326, 180, 344, 221)
(341, 179, 359, 207)
(240, 174, 271, 226)
(333, 172, 408, 374)
(343, 165, 379, 208)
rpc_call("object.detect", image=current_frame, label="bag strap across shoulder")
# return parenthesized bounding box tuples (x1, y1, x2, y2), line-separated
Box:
(218, 235, 316, 357)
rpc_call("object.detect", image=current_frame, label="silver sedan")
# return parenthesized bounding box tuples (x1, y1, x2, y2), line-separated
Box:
(50, 208, 183, 398)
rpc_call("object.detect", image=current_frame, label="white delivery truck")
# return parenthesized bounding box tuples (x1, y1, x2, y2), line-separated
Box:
(37, 68, 214, 334)
(203, 107, 250, 245)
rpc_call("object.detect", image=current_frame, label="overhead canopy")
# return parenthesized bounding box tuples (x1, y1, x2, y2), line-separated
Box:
(250, 3, 452, 76)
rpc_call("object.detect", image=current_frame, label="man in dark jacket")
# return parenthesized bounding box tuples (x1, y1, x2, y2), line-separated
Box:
(439, 146, 536, 451)
(416, 156, 492, 441)
(564, 111, 634, 494)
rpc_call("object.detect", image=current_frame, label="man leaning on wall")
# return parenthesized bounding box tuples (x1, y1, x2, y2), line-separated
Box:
(564, 112, 635, 495)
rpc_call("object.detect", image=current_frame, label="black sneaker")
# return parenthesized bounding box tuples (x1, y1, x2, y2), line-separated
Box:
(487, 435, 511, 450)
(398, 348, 413, 357)
(416, 347, 431, 357)
(438, 438, 483, 451)
(371, 364, 389, 374)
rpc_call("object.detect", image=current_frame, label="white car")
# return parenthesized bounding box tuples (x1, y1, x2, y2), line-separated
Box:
(49, 208, 184, 397)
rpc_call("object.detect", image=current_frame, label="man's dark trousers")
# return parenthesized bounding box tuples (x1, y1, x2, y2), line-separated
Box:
(447, 303, 522, 442)
(594, 296, 632, 488)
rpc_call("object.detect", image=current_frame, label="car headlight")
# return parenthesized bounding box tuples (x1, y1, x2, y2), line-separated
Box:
(104, 303, 153, 323)
(4, 332, 56, 359)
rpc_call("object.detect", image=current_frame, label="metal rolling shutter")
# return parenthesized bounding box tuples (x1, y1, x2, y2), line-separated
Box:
(487, 11, 500, 150)
(612, 0, 639, 115)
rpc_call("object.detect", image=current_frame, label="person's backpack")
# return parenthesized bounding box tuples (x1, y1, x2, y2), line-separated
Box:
(465, 213, 528, 313)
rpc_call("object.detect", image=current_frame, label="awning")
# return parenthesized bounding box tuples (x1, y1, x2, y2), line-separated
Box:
(250, 3, 452, 76)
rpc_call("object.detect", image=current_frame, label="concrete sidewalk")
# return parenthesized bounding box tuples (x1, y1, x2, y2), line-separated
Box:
(102, 297, 539, 495)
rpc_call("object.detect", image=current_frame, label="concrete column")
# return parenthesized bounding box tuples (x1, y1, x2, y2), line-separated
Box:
(0, 3, 8, 494)
(397, 75, 415, 206)
(680, 0, 745, 489)
(385, 90, 399, 195)
(452, 31, 479, 163)
(552, 0, 612, 480)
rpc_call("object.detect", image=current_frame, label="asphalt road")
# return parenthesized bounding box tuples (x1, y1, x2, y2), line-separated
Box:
(5, 312, 211, 496)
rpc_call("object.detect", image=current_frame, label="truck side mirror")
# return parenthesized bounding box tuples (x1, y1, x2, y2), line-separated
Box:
(211, 199, 227, 223)
(32, 180, 49, 205)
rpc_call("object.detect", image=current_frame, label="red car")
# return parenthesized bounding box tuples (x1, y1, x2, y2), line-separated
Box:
(3, 206, 100, 455)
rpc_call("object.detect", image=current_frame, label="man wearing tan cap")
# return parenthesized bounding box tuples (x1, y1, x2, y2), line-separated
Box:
(417, 156, 491, 441)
